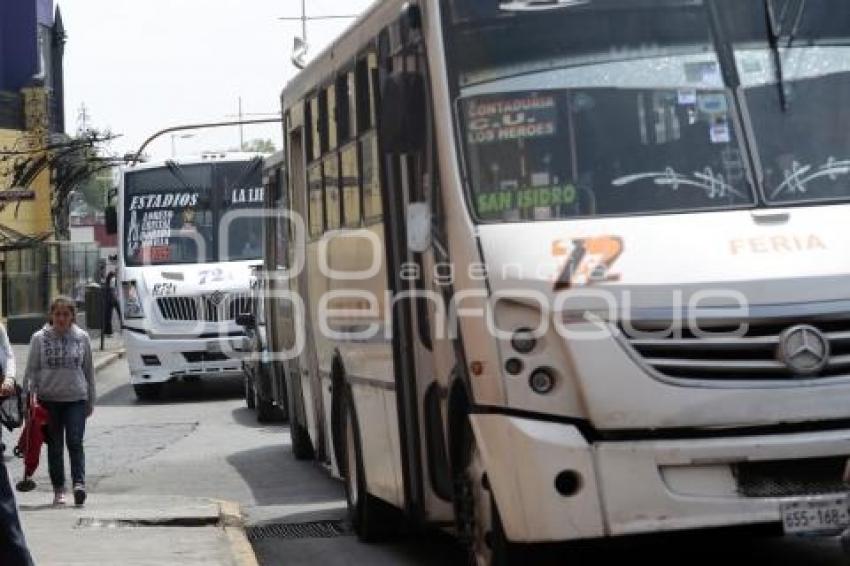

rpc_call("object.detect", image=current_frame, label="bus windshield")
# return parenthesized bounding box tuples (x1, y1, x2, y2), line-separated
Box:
(124, 159, 264, 266)
(446, 0, 850, 222)
(719, 1, 850, 205)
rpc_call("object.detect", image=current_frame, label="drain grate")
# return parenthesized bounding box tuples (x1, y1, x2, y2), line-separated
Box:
(246, 520, 351, 541)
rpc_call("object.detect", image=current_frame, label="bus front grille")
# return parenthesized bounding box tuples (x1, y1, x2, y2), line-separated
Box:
(620, 314, 850, 382)
(157, 293, 253, 322)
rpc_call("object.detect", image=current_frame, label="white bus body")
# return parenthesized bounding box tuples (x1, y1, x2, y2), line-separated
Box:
(265, 0, 850, 561)
(118, 153, 266, 400)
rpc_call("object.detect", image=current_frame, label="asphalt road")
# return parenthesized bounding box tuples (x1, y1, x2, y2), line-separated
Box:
(24, 358, 850, 565)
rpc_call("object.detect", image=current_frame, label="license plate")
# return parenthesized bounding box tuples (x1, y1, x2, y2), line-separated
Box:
(781, 496, 850, 535)
(206, 341, 222, 353)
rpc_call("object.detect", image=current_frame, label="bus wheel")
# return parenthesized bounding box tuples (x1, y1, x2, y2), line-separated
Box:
(255, 367, 285, 423)
(133, 383, 163, 402)
(342, 391, 388, 542)
(455, 421, 511, 566)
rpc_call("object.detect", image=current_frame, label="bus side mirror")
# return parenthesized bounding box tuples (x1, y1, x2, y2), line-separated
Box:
(236, 313, 257, 329)
(105, 206, 117, 235)
(379, 72, 426, 154)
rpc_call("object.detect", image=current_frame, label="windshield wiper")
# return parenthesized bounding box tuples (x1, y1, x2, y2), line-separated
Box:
(763, 0, 808, 112)
(764, 0, 789, 111)
(164, 160, 196, 192)
(785, 0, 807, 49)
(224, 157, 263, 196)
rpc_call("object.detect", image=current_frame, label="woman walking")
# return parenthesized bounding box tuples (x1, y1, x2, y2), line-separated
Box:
(23, 296, 95, 507)
(0, 326, 35, 565)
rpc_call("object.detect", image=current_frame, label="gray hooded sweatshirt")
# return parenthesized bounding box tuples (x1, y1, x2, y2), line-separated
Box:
(23, 324, 95, 406)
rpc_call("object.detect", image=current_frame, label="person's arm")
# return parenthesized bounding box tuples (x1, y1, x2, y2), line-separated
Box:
(21, 333, 41, 398)
(0, 325, 14, 395)
(83, 335, 95, 416)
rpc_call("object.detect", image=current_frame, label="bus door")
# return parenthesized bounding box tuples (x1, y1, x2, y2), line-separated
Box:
(377, 15, 455, 522)
(288, 126, 326, 460)
(263, 159, 290, 408)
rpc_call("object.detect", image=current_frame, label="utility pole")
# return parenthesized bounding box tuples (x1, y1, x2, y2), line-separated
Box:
(225, 101, 281, 151)
(77, 103, 91, 135)
(238, 97, 244, 151)
(301, 0, 307, 49)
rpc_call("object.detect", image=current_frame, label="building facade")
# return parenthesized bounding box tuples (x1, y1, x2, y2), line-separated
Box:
(0, 0, 67, 336)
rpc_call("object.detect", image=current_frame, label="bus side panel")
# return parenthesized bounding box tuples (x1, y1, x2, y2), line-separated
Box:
(350, 384, 404, 506)
(328, 224, 405, 506)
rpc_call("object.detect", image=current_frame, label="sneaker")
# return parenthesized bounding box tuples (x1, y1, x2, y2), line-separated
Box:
(53, 489, 66, 506)
(15, 477, 36, 492)
(73, 483, 86, 506)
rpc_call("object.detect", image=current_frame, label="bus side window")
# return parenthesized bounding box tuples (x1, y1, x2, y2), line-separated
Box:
(326, 84, 338, 152)
(275, 167, 289, 269)
(308, 163, 324, 238)
(324, 153, 341, 230)
(337, 72, 356, 144)
(356, 52, 382, 224)
(362, 132, 382, 223)
(356, 54, 379, 135)
(341, 143, 361, 227)
(309, 97, 322, 162)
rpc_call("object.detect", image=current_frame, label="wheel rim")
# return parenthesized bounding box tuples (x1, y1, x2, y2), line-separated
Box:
(345, 409, 359, 509)
(460, 441, 494, 566)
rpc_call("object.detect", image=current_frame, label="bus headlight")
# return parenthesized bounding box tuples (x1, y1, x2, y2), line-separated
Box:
(122, 280, 145, 319)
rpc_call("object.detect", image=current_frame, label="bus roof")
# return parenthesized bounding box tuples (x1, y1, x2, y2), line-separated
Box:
(280, 0, 414, 110)
(123, 152, 267, 172)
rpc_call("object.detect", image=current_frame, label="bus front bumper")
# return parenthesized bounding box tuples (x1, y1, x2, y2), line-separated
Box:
(125, 330, 246, 384)
(471, 413, 850, 543)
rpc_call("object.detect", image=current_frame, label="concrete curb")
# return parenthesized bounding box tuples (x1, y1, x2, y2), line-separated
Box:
(94, 348, 125, 372)
(218, 500, 260, 566)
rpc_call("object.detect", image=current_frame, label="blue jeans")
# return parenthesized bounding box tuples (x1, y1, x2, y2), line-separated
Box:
(0, 458, 35, 565)
(42, 400, 87, 489)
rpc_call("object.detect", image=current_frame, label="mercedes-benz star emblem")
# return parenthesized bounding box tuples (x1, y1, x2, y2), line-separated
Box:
(208, 290, 226, 307)
(777, 325, 830, 376)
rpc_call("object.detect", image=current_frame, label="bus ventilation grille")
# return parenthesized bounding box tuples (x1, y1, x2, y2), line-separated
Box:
(735, 457, 849, 498)
(246, 520, 351, 541)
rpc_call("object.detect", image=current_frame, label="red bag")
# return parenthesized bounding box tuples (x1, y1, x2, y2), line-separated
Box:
(13, 396, 49, 478)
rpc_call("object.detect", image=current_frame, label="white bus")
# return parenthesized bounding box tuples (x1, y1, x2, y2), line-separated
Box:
(113, 153, 266, 400)
(265, 0, 850, 562)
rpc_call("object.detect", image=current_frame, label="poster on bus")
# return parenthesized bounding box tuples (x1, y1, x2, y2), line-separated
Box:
(465, 93, 558, 145)
(126, 191, 202, 263)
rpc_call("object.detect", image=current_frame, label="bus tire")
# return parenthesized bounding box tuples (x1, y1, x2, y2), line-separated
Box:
(342, 390, 390, 542)
(255, 390, 283, 423)
(254, 366, 284, 422)
(287, 374, 314, 460)
(455, 418, 513, 566)
(133, 383, 163, 402)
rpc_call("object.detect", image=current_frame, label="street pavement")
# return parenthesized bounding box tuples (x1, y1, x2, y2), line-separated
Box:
(5, 332, 243, 566)
(4, 342, 850, 565)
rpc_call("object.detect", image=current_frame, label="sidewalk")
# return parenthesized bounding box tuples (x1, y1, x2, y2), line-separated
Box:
(15, 492, 251, 566)
(5, 327, 257, 565)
